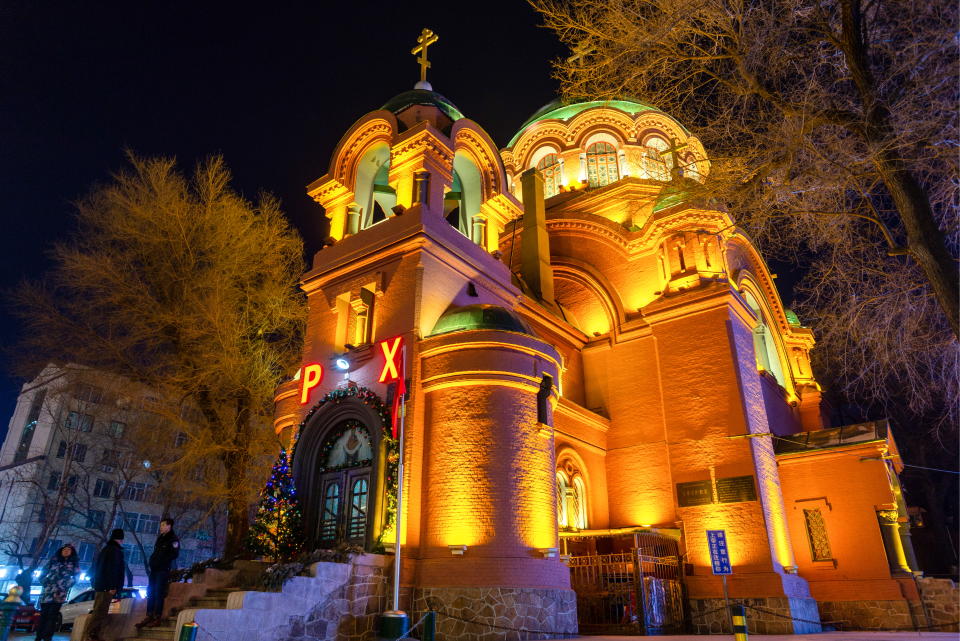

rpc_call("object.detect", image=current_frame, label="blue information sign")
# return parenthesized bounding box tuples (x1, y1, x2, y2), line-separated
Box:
(707, 529, 732, 575)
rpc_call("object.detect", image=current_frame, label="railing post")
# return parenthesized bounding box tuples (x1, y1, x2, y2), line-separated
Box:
(634, 547, 648, 635)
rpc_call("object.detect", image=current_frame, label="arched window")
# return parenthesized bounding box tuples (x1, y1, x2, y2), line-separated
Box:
(536, 153, 562, 198)
(557, 468, 588, 530)
(556, 472, 569, 528)
(585, 141, 619, 188)
(325, 423, 373, 468)
(641, 137, 671, 181)
(572, 476, 588, 529)
(348, 478, 369, 539)
(319, 483, 340, 541)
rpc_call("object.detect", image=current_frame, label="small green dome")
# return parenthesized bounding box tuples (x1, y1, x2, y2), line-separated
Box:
(785, 309, 802, 327)
(382, 89, 464, 122)
(430, 304, 532, 337)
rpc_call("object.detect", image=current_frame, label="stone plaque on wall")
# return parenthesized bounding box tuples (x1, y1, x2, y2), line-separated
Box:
(716, 475, 757, 503)
(677, 480, 713, 507)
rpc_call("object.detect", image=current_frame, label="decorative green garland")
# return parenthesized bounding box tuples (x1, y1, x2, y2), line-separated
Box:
(289, 386, 399, 535)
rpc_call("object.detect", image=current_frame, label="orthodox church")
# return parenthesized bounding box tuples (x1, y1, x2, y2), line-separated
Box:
(271, 32, 926, 637)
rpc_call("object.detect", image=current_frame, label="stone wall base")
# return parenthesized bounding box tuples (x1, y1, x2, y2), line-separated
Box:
(412, 587, 578, 641)
(185, 557, 578, 641)
(689, 597, 821, 634)
(817, 599, 914, 631)
(918, 577, 960, 632)
(817, 580, 959, 633)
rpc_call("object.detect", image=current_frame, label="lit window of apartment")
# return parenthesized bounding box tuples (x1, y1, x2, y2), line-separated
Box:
(65, 411, 93, 432)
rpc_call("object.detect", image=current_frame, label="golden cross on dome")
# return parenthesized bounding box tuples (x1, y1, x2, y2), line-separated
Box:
(411, 28, 439, 85)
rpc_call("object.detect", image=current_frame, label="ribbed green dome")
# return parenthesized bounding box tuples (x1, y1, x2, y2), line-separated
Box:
(382, 89, 464, 122)
(507, 98, 660, 147)
(430, 304, 531, 337)
(785, 309, 802, 327)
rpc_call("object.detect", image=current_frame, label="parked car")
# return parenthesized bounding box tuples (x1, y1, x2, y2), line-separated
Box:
(10, 603, 40, 632)
(58, 588, 142, 629)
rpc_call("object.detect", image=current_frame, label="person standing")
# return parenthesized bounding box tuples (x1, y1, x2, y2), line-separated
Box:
(84, 529, 125, 641)
(137, 518, 179, 628)
(35, 544, 79, 641)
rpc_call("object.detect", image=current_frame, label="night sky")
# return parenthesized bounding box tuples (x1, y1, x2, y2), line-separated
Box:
(0, 2, 567, 442)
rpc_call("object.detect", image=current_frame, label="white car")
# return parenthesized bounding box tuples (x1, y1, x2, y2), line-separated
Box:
(58, 588, 142, 629)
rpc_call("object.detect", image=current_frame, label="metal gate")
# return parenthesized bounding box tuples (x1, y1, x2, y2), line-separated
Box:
(564, 531, 687, 635)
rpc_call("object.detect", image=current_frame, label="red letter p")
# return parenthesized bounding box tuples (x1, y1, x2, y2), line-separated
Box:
(300, 363, 323, 404)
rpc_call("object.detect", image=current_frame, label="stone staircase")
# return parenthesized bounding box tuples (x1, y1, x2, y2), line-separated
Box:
(123, 588, 237, 641)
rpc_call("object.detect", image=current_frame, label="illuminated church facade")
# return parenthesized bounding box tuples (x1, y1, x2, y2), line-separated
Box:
(271, 50, 928, 636)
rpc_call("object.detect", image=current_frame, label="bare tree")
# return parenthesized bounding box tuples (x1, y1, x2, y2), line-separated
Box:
(12, 154, 306, 555)
(532, 0, 958, 429)
(0, 368, 223, 591)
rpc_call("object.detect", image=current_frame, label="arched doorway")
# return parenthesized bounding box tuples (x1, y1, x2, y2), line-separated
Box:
(292, 393, 389, 551)
(315, 420, 374, 546)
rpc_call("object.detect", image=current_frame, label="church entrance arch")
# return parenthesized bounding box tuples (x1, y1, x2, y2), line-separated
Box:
(292, 392, 389, 551)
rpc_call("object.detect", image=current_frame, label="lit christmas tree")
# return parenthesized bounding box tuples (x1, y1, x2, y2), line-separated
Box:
(247, 448, 304, 560)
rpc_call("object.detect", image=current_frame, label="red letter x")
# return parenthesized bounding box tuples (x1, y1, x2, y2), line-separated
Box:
(378, 336, 403, 383)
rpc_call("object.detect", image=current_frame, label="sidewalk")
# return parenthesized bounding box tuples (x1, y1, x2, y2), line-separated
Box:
(9, 633, 71, 641)
(545, 635, 959, 641)
(10, 628, 956, 641)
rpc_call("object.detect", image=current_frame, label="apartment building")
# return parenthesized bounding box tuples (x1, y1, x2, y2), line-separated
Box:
(0, 365, 221, 597)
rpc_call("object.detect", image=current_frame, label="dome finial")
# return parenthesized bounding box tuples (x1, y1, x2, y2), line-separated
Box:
(411, 28, 438, 89)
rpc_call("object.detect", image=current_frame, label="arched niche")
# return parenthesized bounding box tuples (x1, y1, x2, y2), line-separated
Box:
(353, 142, 394, 229)
(449, 151, 483, 238)
(553, 274, 615, 337)
(742, 288, 789, 388)
(451, 121, 506, 200)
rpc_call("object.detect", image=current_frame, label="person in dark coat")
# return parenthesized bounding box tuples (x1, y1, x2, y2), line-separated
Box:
(137, 518, 179, 628)
(83, 529, 125, 641)
(35, 544, 79, 641)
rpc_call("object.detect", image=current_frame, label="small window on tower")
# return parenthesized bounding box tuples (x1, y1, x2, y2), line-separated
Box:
(337, 285, 377, 350)
(537, 376, 553, 425)
(349, 289, 375, 346)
